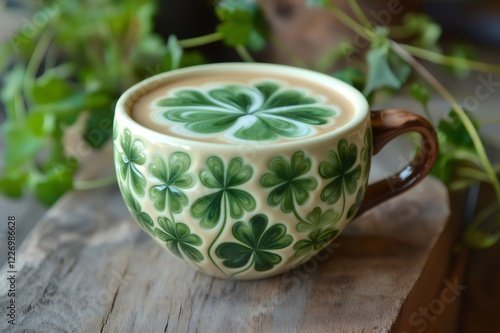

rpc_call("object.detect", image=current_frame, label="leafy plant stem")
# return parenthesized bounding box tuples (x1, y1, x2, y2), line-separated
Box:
(23, 28, 55, 110)
(449, 180, 477, 192)
(11, 94, 26, 122)
(73, 175, 117, 190)
(401, 44, 500, 74)
(348, 0, 372, 30)
(177, 32, 223, 48)
(390, 41, 500, 206)
(456, 167, 492, 184)
(324, 2, 374, 40)
(325, 2, 500, 237)
(235, 45, 255, 62)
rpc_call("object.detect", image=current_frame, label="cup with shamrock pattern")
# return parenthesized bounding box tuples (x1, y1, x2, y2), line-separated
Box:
(113, 63, 438, 280)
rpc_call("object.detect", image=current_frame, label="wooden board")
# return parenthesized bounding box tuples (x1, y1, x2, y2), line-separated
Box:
(0, 175, 451, 332)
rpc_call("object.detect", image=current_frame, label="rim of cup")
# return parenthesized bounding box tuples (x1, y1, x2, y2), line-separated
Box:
(115, 62, 370, 151)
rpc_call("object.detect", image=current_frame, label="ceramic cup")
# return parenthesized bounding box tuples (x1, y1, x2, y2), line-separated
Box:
(113, 63, 438, 280)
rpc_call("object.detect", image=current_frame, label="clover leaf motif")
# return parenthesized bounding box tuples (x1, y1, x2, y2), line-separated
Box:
(216, 214, 293, 272)
(296, 207, 339, 233)
(154, 216, 204, 263)
(347, 186, 366, 220)
(191, 156, 256, 229)
(149, 152, 194, 213)
(117, 129, 147, 197)
(319, 139, 362, 205)
(293, 228, 339, 259)
(121, 186, 154, 235)
(156, 81, 336, 141)
(261, 151, 318, 214)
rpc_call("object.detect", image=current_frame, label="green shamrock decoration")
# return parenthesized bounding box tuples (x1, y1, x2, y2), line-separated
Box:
(292, 228, 339, 259)
(116, 129, 147, 197)
(296, 207, 339, 233)
(157, 81, 336, 141)
(216, 214, 293, 272)
(319, 139, 362, 204)
(154, 216, 204, 263)
(191, 156, 256, 229)
(121, 186, 154, 235)
(149, 152, 194, 213)
(347, 187, 365, 219)
(261, 151, 318, 214)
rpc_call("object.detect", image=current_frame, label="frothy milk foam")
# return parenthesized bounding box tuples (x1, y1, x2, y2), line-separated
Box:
(130, 71, 355, 144)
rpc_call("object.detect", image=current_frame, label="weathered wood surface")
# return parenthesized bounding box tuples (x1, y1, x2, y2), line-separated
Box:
(0, 175, 450, 333)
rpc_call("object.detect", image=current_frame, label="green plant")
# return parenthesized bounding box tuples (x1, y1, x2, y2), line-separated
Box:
(1, 0, 499, 249)
(308, 0, 500, 249)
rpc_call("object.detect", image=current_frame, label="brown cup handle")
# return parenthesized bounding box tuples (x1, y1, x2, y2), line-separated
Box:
(356, 109, 439, 217)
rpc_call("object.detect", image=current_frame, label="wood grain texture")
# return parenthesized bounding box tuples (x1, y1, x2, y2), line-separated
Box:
(0, 177, 449, 333)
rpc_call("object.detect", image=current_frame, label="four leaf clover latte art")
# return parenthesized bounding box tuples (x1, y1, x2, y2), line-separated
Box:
(152, 81, 338, 142)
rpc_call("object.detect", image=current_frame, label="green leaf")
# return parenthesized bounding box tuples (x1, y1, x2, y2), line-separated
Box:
(0, 65, 25, 105)
(446, 44, 475, 77)
(166, 35, 183, 70)
(438, 109, 479, 150)
(400, 13, 442, 49)
(32, 161, 77, 206)
(155, 217, 204, 262)
(464, 227, 500, 249)
(430, 109, 481, 185)
(191, 191, 224, 229)
(83, 109, 114, 149)
(247, 30, 266, 51)
(319, 139, 361, 204)
(192, 156, 255, 228)
(27, 112, 50, 137)
(410, 83, 430, 108)
(297, 207, 339, 232)
(363, 42, 405, 95)
(293, 228, 338, 259)
(215, 0, 268, 48)
(33, 71, 76, 105)
(226, 189, 256, 219)
(388, 50, 411, 85)
(148, 153, 193, 213)
(333, 67, 365, 91)
(1, 122, 42, 166)
(179, 50, 207, 68)
(0, 173, 28, 198)
(261, 151, 317, 213)
(226, 157, 253, 187)
(216, 214, 293, 272)
(30, 94, 88, 126)
(216, 7, 253, 46)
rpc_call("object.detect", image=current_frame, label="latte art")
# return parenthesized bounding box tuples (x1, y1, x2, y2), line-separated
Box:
(153, 81, 336, 142)
(131, 72, 355, 144)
